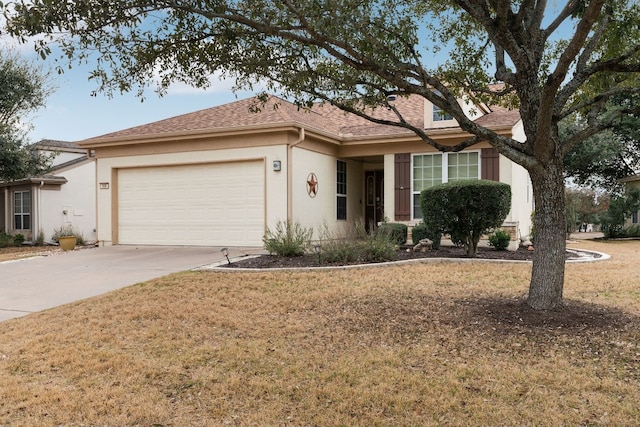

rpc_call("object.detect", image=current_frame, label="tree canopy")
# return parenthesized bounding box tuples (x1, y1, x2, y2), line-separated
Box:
(0, 50, 52, 181)
(563, 93, 640, 192)
(4, 0, 640, 309)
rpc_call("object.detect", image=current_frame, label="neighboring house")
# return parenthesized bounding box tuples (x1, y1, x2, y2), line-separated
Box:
(620, 173, 640, 227)
(0, 140, 97, 244)
(77, 94, 533, 247)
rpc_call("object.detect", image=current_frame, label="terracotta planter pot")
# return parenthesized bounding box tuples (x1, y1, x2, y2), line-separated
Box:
(59, 236, 77, 251)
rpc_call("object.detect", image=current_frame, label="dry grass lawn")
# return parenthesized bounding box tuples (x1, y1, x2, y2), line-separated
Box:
(0, 239, 639, 426)
(0, 246, 61, 262)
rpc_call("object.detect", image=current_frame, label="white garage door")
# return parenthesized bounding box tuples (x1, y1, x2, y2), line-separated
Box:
(118, 161, 264, 246)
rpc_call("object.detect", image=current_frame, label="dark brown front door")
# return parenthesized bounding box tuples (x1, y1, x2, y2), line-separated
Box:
(365, 170, 384, 232)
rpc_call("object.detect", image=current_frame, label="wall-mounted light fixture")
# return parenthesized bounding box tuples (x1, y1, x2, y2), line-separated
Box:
(273, 160, 282, 171)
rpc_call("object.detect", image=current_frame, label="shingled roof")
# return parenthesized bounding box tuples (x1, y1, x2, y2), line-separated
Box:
(32, 139, 82, 150)
(82, 94, 521, 144)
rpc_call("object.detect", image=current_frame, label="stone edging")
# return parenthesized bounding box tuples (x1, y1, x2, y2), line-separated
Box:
(195, 248, 610, 272)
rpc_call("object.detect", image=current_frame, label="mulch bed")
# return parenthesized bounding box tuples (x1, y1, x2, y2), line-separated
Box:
(224, 245, 595, 269)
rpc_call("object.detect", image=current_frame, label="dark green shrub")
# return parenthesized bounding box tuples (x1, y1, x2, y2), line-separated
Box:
(421, 180, 511, 257)
(600, 188, 640, 238)
(376, 222, 407, 245)
(0, 232, 12, 248)
(410, 222, 442, 249)
(488, 229, 511, 250)
(263, 220, 313, 256)
(622, 224, 640, 237)
(12, 233, 25, 246)
(0, 232, 25, 247)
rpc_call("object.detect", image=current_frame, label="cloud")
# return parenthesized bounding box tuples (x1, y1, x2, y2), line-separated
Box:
(158, 68, 270, 97)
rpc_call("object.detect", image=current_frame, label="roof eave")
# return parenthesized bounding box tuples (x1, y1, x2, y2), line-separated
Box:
(79, 121, 347, 148)
(0, 176, 68, 188)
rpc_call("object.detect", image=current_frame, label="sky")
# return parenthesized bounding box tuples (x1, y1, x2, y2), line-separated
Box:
(1, 34, 259, 143)
(26, 61, 257, 143)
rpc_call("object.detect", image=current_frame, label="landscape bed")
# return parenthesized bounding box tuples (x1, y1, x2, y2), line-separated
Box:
(224, 245, 600, 268)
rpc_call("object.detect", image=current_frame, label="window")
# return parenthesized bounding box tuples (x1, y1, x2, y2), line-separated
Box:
(412, 152, 479, 219)
(14, 191, 31, 230)
(337, 160, 347, 220)
(633, 210, 639, 224)
(447, 152, 479, 182)
(432, 90, 453, 122)
(412, 154, 442, 219)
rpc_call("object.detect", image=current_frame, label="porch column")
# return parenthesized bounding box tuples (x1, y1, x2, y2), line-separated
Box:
(383, 154, 396, 222)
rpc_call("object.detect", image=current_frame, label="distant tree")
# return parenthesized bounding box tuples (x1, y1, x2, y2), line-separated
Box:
(563, 94, 640, 192)
(564, 187, 607, 233)
(0, 50, 53, 181)
(5, 1, 640, 310)
(600, 187, 640, 238)
(421, 180, 511, 257)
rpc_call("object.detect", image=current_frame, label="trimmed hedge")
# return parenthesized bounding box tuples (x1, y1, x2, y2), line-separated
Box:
(421, 179, 511, 257)
(410, 222, 442, 249)
(377, 222, 407, 245)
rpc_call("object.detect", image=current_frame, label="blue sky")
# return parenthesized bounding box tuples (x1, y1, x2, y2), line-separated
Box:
(27, 62, 257, 143)
(1, 33, 258, 143)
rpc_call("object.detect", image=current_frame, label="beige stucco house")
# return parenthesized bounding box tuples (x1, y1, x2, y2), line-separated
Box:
(0, 140, 97, 243)
(77, 94, 533, 247)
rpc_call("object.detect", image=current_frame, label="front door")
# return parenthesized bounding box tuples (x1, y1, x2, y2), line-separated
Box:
(365, 170, 384, 232)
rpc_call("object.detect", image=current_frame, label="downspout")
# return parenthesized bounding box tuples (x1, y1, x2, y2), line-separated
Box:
(287, 127, 306, 221)
(37, 180, 44, 242)
(3, 188, 8, 232)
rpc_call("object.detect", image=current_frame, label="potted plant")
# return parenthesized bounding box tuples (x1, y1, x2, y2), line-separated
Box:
(58, 235, 77, 251)
(53, 224, 78, 251)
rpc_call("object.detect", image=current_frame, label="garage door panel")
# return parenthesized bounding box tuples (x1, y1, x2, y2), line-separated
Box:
(118, 161, 264, 246)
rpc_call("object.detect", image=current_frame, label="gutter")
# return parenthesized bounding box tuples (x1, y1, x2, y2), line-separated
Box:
(287, 127, 306, 221)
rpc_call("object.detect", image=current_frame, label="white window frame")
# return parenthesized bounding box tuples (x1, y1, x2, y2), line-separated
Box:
(411, 151, 480, 220)
(425, 90, 458, 129)
(13, 190, 31, 230)
(336, 160, 347, 220)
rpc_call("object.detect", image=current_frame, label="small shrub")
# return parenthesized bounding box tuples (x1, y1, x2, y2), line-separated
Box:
(263, 220, 313, 257)
(317, 220, 397, 264)
(410, 222, 442, 249)
(623, 225, 640, 237)
(376, 222, 407, 245)
(12, 233, 25, 246)
(35, 229, 45, 246)
(0, 232, 25, 247)
(0, 232, 12, 248)
(320, 239, 359, 263)
(361, 234, 397, 262)
(488, 229, 511, 250)
(529, 210, 535, 244)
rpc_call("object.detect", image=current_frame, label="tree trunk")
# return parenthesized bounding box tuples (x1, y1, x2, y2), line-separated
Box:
(527, 162, 567, 310)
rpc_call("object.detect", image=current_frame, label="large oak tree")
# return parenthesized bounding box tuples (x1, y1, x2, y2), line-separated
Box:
(5, 0, 639, 309)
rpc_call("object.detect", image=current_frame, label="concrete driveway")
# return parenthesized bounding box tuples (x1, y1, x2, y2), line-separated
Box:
(0, 245, 263, 322)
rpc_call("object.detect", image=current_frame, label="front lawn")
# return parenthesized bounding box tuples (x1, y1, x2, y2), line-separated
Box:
(0, 240, 638, 425)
